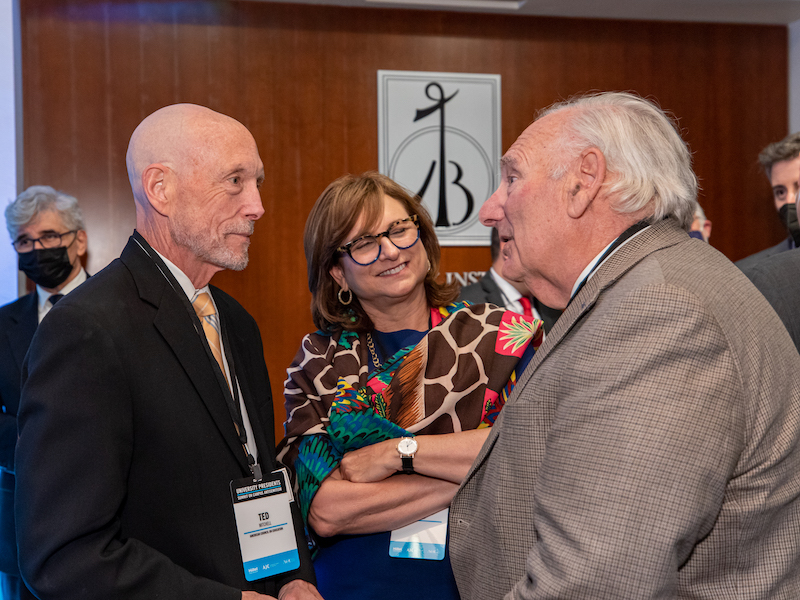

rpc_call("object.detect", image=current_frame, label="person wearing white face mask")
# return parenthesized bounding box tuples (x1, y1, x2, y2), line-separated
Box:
(0, 185, 88, 600)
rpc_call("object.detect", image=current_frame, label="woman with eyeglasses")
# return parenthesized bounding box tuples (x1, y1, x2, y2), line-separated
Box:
(277, 171, 543, 599)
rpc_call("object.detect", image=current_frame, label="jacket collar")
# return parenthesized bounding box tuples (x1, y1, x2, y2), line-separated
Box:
(517, 218, 685, 388)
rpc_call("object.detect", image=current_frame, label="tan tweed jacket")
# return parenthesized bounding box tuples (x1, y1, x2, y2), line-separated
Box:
(450, 218, 800, 599)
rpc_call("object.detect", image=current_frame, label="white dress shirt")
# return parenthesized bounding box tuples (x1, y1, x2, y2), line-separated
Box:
(570, 225, 652, 300)
(37, 268, 88, 323)
(489, 268, 543, 322)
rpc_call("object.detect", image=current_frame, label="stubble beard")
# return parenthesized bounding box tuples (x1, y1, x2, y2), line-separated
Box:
(170, 213, 253, 272)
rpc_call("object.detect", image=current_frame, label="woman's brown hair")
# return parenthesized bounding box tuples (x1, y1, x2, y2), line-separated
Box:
(304, 171, 459, 333)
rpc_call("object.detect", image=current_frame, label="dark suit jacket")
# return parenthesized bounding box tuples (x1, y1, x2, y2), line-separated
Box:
(458, 273, 562, 333)
(735, 236, 793, 270)
(451, 220, 800, 599)
(0, 292, 37, 576)
(741, 246, 800, 351)
(15, 235, 315, 600)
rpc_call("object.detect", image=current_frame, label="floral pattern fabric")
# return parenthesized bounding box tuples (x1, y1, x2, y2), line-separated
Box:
(277, 302, 543, 520)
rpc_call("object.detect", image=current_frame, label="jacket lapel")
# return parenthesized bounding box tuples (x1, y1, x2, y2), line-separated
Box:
(481, 274, 505, 306)
(218, 307, 272, 466)
(121, 237, 252, 474)
(512, 219, 686, 394)
(211, 296, 274, 469)
(465, 219, 687, 477)
(7, 293, 38, 370)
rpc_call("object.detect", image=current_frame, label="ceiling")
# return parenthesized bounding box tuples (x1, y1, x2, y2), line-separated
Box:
(246, 0, 800, 25)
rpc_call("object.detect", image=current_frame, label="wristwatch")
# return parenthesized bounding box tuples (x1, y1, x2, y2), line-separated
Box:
(397, 437, 418, 474)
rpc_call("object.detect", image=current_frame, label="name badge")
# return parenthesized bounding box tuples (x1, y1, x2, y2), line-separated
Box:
(230, 467, 300, 581)
(389, 507, 448, 560)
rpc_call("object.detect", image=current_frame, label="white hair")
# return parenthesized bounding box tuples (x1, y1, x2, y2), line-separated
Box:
(5, 185, 85, 241)
(541, 92, 698, 230)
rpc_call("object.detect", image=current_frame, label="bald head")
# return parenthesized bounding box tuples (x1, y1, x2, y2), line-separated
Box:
(125, 103, 265, 288)
(126, 104, 251, 205)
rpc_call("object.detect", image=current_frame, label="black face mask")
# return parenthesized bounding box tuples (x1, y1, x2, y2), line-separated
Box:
(779, 202, 800, 247)
(18, 246, 75, 289)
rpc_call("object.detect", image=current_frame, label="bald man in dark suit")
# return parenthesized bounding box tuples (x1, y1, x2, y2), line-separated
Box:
(15, 105, 321, 600)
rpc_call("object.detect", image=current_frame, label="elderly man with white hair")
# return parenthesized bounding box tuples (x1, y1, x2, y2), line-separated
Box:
(449, 92, 800, 599)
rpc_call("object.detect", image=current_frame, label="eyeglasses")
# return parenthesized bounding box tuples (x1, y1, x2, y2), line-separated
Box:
(13, 230, 78, 253)
(337, 215, 420, 266)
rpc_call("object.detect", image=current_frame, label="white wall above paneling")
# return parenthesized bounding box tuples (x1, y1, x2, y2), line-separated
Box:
(245, 0, 800, 24)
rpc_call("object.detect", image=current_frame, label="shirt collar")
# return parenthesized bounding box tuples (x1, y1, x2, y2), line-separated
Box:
(569, 224, 652, 300)
(152, 249, 210, 302)
(489, 267, 523, 302)
(36, 268, 87, 311)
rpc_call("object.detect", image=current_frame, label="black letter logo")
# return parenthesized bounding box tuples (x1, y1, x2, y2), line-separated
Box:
(413, 82, 474, 227)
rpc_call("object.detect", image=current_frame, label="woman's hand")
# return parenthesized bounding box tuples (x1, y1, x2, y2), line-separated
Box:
(339, 439, 399, 483)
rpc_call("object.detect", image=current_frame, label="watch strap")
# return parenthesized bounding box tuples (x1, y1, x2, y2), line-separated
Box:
(401, 456, 415, 474)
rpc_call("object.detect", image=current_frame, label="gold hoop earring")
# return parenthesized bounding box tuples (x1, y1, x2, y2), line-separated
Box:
(338, 288, 353, 306)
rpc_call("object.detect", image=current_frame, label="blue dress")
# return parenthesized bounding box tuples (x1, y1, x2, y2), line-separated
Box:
(314, 530, 460, 599)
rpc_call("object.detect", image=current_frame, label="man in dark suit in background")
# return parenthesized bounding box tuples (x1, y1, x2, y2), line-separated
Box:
(742, 179, 800, 351)
(0, 185, 88, 600)
(736, 132, 800, 269)
(459, 228, 561, 332)
(744, 245, 800, 352)
(15, 104, 322, 600)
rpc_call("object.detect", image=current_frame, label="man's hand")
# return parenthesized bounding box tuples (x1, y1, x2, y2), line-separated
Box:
(339, 439, 399, 483)
(242, 592, 275, 599)
(278, 579, 325, 600)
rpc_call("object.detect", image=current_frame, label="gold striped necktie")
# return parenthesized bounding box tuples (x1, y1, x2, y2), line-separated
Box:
(192, 292, 230, 390)
(192, 292, 255, 465)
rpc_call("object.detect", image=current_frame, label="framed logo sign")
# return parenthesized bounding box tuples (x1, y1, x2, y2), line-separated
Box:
(378, 70, 501, 246)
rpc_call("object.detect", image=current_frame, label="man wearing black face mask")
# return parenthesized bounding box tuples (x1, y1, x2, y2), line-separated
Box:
(736, 132, 800, 270)
(0, 185, 88, 600)
(742, 195, 800, 352)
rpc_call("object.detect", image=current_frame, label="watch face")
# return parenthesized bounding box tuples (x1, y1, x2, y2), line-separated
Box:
(398, 437, 418, 455)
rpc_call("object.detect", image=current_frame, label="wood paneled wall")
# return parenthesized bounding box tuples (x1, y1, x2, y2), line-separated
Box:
(20, 0, 788, 439)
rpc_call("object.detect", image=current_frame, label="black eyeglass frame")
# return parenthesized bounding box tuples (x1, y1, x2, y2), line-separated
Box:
(12, 230, 78, 253)
(337, 215, 420, 266)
